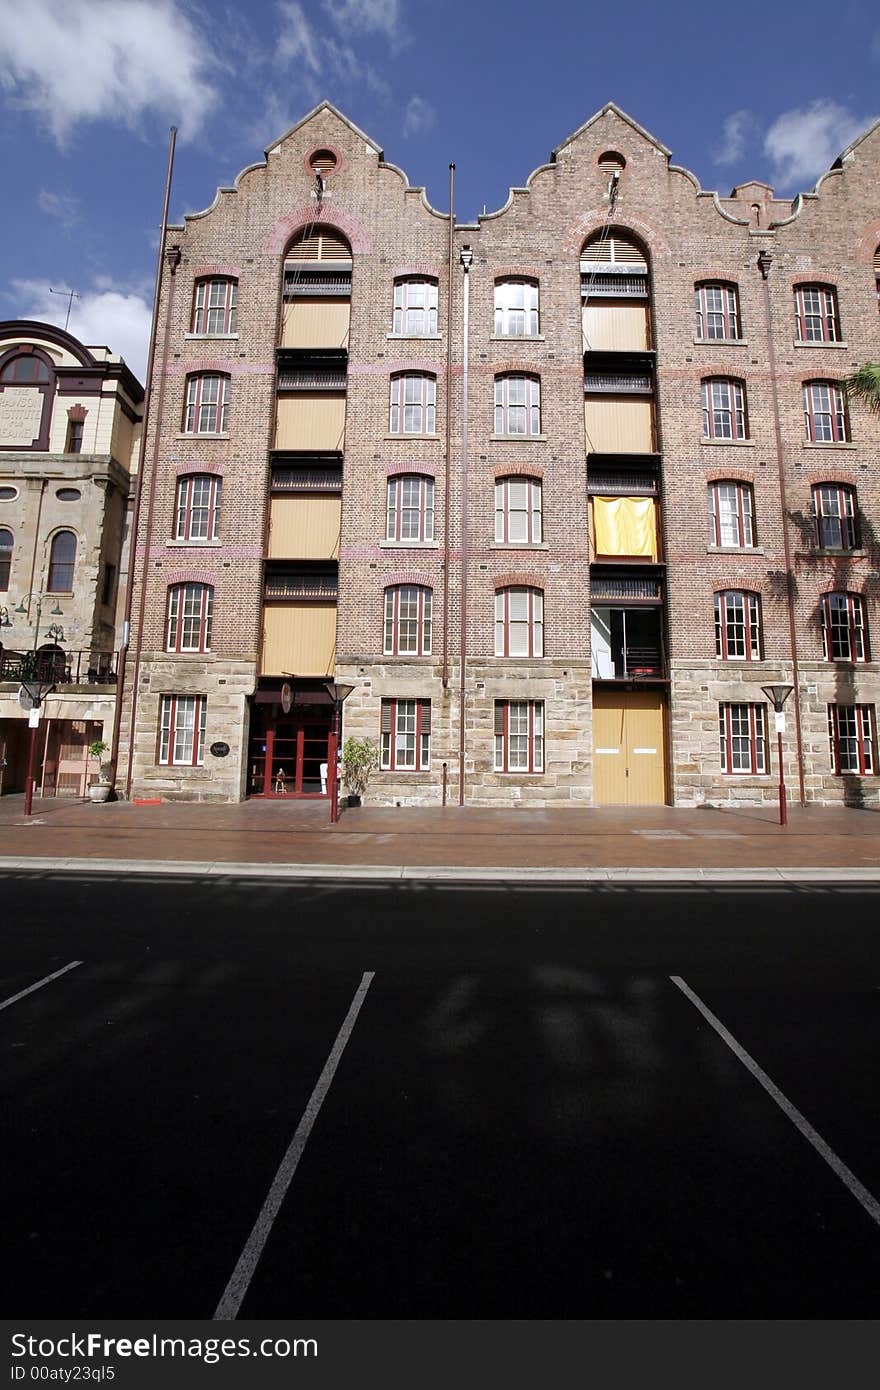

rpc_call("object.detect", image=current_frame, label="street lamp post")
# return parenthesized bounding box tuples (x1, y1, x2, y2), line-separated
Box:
(761, 684, 794, 827)
(14, 593, 64, 817)
(323, 681, 354, 824)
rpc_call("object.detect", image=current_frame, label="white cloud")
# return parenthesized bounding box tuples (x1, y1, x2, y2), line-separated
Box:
(277, 1, 322, 72)
(274, 1, 393, 118)
(713, 109, 758, 165)
(0, 0, 219, 144)
(763, 99, 877, 188)
(321, 0, 407, 48)
(10, 279, 152, 385)
(36, 189, 80, 229)
(402, 94, 435, 139)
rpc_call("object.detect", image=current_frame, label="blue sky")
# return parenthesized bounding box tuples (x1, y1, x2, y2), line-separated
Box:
(1, 0, 878, 384)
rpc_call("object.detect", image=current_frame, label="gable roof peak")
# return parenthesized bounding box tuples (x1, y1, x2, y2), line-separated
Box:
(265, 100, 385, 160)
(553, 102, 672, 159)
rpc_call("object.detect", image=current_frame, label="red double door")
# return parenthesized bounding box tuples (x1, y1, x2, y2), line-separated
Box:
(249, 711, 333, 797)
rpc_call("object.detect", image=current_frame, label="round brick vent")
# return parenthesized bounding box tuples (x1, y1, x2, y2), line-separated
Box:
(309, 149, 338, 177)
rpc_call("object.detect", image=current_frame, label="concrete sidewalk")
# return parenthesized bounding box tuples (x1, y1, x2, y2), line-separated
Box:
(0, 793, 878, 881)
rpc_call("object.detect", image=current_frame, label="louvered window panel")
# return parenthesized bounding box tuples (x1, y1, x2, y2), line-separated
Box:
(286, 227, 351, 261)
(580, 233, 647, 268)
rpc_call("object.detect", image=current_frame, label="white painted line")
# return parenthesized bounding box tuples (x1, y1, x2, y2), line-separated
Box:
(671, 975, 880, 1230)
(0, 959, 83, 1014)
(213, 970, 375, 1321)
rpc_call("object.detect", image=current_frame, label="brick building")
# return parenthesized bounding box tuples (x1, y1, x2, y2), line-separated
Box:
(0, 321, 143, 796)
(120, 102, 880, 808)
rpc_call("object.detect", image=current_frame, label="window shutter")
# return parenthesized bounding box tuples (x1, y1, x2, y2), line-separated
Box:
(380, 700, 393, 734)
(420, 700, 431, 733)
(494, 702, 505, 735)
(286, 227, 352, 262)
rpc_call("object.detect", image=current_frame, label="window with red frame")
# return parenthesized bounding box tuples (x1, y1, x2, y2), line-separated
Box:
(714, 590, 762, 660)
(821, 592, 868, 662)
(708, 481, 755, 548)
(386, 475, 434, 542)
(47, 530, 76, 591)
(494, 586, 543, 657)
(175, 474, 222, 541)
(494, 476, 542, 544)
(165, 583, 214, 653)
(0, 354, 50, 383)
(494, 279, 540, 337)
(719, 702, 768, 774)
(158, 694, 207, 766)
(702, 378, 748, 439)
(191, 278, 237, 335)
(183, 374, 229, 434)
(383, 584, 432, 655)
(803, 381, 848, 442)
(380, 698, 431, 770)
(494, 699, 544, 773)
(694, 283, 741, 340)
(389, 374, 436, 434)
(828, 704, 876, 775)
(494, 374, 541, 436)
(812, 483, 857, 550)
(794, 284, 839, 342)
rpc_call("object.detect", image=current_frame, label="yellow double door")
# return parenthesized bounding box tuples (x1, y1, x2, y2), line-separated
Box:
(592, 691, 667, 805)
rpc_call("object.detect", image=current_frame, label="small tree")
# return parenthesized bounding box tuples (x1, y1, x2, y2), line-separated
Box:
(341, 736, 378, 800)
(88, 739, 114, 785)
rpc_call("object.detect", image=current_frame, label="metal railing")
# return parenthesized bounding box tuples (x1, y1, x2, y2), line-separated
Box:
(271, 467, 343, 492)
(263, 575, 338, 600)
(590, 576, 662, 601)
(585, 372, 653, 394)
(0, 649, 119, 686)
(581, 272, 648, 298)
(277, 369, 348, 391)
(283, 272, 352, 297)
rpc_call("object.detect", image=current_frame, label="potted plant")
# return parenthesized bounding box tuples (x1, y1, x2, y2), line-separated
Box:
(341, 736, 378, 807)
(87, 739, 114, 803)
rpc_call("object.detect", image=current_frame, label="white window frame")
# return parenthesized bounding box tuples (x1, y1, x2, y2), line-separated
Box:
(392, 278, 438, 336)
(383, 585, 433, 655)
(175, 474, 222, 541)
(708, 481, 755, 548)
(494, 279, 539, 337)
(158, 694, 207, 766)
(822, 592, 868, 662)
(803, 382, 848, 442)
(714, 590, 762, 660)
(386, 475, 435, 543)
(719, 702, 768, 774)
(695, 283, 740, 340)
(166, 583, 214, 653)
(191, 278, 237, 335)
(494, 476, 542, 544)
(828, 704, 876, 775)
(794, 284, 839, 343)
(389, 374, 436, 435)
(702, 378, 747, 439)
(812, 483, 857, 550)
(380, 698, 431, 770)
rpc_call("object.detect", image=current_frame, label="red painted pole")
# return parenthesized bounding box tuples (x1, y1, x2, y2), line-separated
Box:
(777, 729, 787, 827)
(328, 717, 339, 824)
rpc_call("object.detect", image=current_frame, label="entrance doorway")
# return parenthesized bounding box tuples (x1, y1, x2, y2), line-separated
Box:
(593, 690, 667, 805)
(248, 704, 333, 797)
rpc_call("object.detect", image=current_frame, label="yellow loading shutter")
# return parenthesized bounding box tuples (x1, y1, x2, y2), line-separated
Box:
(261, 604, 337, 677)
(584, 398, 654, 453)
(593, 691, 666, 805)
(268, 496, 341, 559)
(281, 299, 350, 349)
(583, 303, 649, 352)
(274, 394, 346, 451)
(592, 497, 657, 559)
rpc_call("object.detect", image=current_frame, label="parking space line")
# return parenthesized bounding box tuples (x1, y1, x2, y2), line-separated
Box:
(0, 960, 83, 1014)
(213, 970, 375, 1321)
(671, 975, 880, 1229)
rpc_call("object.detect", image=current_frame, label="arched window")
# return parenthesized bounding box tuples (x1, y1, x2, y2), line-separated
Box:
(494, 279, 539, 337)
(494, 586, 544, 657)
(714, 590, 762, 660)
(0, 527, 12, 590)
(383, 584, 432, 655)
(389, 374, 436, 435)
(708, 481, 755, 549)
(803, 381, 848, 442)
(191, 278, 238, 335)
(794, 284, 840, 342)
(821, 592, 868, 662)
(386, 475, 434, 542)
(175, 474, 222, 540)
(494, 374, 541, 436)
(702, 378, 748, 440)
(580, 229, 647, 266)
(166, 583, 214, 653)
(812, 483, 857, 550)
(392, 278, 438, 336)
(183, 373, 229, 434)
(0, 348, 55, 451)
(0, 353, 51, 383)
(494, 476, 542, 544)
(695, 283, 741, 340)
(47, 531, 76, 592)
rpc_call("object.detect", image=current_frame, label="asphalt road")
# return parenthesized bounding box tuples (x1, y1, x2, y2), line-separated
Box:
(2, 871, 880, 1318)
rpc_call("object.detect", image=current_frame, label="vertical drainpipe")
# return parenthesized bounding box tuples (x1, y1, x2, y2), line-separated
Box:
(458, 245, 473, 805)
(442, 164, 455, 691)
(757, 247, 806, 804)
(113, 127, 178, 793)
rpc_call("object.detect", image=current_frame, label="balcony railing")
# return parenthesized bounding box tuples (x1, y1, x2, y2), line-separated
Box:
(271, 466, 343, 492)
(585, 372, 653, 394)
(277, 369, 348, 392)
(283, 270, 352, 298)
(588, 471, 658, 496)
(264, 574, 338, 600)
(0, 649, 119, 686)
(590, 575, 663, 601)
(581, 271, 648, 298)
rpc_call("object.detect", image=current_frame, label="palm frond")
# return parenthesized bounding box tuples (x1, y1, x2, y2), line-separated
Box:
(844, 362, 880, 414)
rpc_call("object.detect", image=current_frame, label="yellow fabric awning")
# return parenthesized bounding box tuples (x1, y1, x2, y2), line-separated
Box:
(592, 496, 657, 559)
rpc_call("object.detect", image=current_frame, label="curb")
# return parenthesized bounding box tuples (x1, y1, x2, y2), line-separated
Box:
(1, 856, 880, 884)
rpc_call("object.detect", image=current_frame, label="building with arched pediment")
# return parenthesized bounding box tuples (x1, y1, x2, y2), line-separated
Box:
(0, 321, 143, 797)
(120, 102, 880, 808)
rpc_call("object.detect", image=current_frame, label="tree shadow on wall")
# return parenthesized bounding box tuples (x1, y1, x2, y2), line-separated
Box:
(766, 501, 880, 810)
